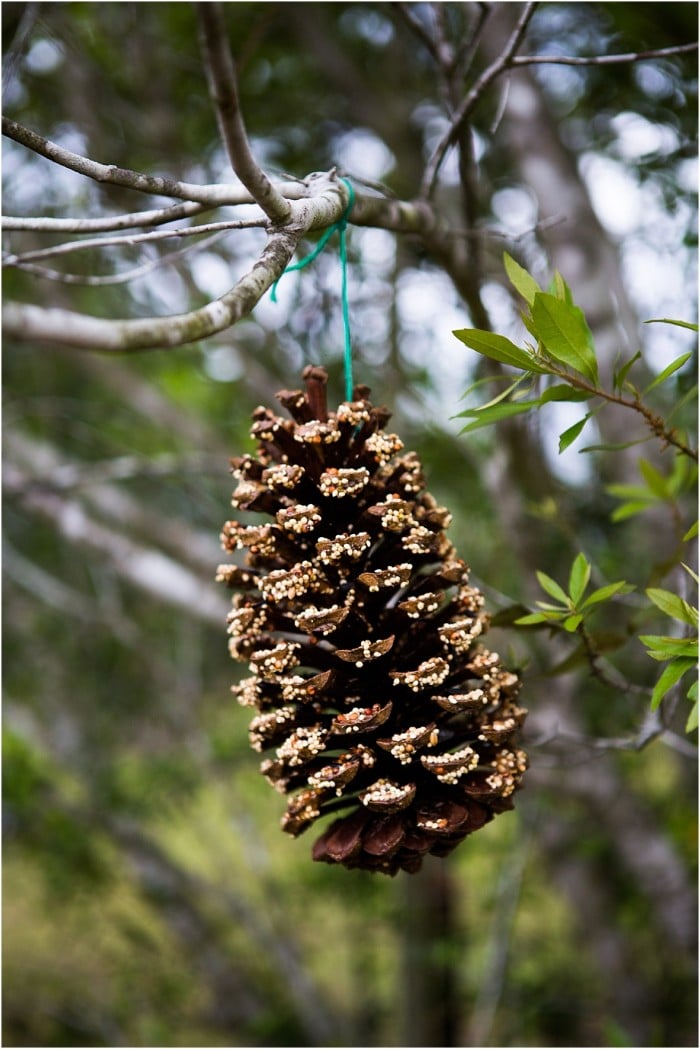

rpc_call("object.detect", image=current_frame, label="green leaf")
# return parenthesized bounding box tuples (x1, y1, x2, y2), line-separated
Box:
(568, 553, 591, 605)
(638, 458, 670, 500)
(644, 318, 699, 332)
(457, 400, 539, 433)
(613, 351, 642, 392)
(646, 588, 698, 626)
(683, 521, 699, 541)
(551, 271, 574, 305)
(559, 414, 592, 454)
(610, 500, 654, 522)
(682, 561, 699, 585)
(580, 438, 651, 453)
(649, 658, 697, 710)
(686, 679, 698, 732)
(478, 374, 532, 411)
(640, 636, 699, 660)
(531, 292, 599, 384)
(563, 613, 584, 632)
(514, 611, 556, 626)
(606, 482, 654, 500)
(643, 352, 693, 395)
(538, 384, 593, 405)
(580, 580, 634, 608)
(453, 329, 547, 372)
(503, 252, 541, 306)
(536, 570, 570, 606)
(459, 373, 513, 402)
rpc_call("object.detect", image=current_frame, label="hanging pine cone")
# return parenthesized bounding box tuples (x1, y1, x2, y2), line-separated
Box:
(217, 366, 527, 875)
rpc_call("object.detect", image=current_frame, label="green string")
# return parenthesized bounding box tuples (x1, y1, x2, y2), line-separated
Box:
(271, 177, 356, 401)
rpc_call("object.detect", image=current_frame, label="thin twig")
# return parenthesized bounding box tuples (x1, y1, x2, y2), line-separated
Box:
(3, 230, 235, 287)
(511, 41, 698, 68)
(2, 172, 347, 351)
(196, 2, 291, 223)
(3, 217, 268, 267)
(421, 2, 538, 197)
(1, 200, 211, 233)
(3, 227, 298, 351)
(547, 365, 698, 461)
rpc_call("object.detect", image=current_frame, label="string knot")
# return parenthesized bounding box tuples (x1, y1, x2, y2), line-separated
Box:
(271, 177, 355, 401)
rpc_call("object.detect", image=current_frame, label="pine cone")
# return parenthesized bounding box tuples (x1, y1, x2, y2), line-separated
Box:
(217, 366, 527, 875)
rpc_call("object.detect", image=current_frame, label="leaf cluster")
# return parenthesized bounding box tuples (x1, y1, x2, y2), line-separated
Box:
(454, 253, 697, 458)
(454, 257, 697, 735)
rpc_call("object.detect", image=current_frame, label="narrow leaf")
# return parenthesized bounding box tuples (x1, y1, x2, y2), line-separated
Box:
(646, 588, 698, 626)
(459, 373, 513, 402)
(640, 636, 699, 660)
(644, 318, 698, 332)
(514, 612, 554, 626)
(563, 613, 584, 632)
(457, 400, 539, 433)
(503, 252, 541, 306)
(649, 658, 697, 710)
(532, 292, 599, 383)
(580, 438, 651, 453)
(551, 271, 574, 305)
(478, 374, 532, 411)
(581, 581, 634, 608)
(453, 329, 547, 372)
(683, 521, 699, 542)
(536, 570, 570, 605)
(643, 352, 693, 395)
(613, 351, 642, 392)
(559, 414, 591, 454)
(610, 500, 653, 522)
(539, 384, 593, 405)
(682, 561, 699, 585)
(638, 458, 670, 500)
(606, 483, 654, 500)
(568, 553, 591, 605)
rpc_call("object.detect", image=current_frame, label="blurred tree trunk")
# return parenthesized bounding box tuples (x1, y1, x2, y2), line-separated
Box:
(399, 858, 459, 1047)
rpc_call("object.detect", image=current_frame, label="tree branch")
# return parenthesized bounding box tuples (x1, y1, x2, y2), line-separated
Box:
(511, 41, 699, 68)
(1, 200, 212, 233)
(196, 2, 292, 223)
(3, 217, 267, 267)
(421, 1, 538, 197)
(3, 174, 350, 351)
(2, 115, 274, 206)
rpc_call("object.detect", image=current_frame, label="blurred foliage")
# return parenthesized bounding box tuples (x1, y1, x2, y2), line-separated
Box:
(2, 2, 697, 1047)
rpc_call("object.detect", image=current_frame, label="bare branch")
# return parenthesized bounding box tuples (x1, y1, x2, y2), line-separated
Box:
(2, 174, 348, 351)
(3, 229, 295, 350)
(512, 40, 699, 68)
(196, 2, 292, 223)
(2, 115, 264, 206)
(1, 200, 211, 233)
(421, 2, 538, 197)
(3, 229, 239, 287)
(3, 217, 268, 267)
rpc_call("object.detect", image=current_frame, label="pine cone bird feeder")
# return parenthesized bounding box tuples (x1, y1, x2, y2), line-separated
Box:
(217, 366, 527, 875)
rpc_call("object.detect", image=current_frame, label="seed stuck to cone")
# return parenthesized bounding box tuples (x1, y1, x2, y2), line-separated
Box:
(218, 366, 527, 875)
